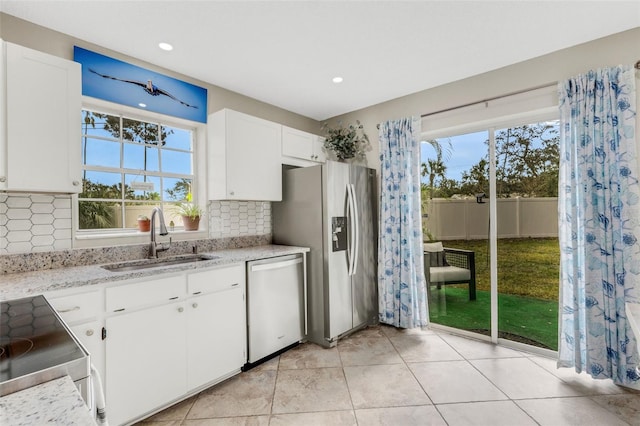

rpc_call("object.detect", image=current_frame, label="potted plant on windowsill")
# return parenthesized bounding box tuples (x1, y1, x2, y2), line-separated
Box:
(322, 120, 371, 163)
(175, 202, 204, 231)
(137, 215, 151, 232)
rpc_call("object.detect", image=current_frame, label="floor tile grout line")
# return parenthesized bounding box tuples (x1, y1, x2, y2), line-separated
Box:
(140, 325, 640, 425)
(268, 355, 281, 420)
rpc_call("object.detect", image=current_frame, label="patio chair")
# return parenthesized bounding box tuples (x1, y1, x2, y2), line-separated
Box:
(423, 242, 477, 300)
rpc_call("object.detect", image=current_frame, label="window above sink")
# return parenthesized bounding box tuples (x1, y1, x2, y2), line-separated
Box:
(75, 99, 208, 246)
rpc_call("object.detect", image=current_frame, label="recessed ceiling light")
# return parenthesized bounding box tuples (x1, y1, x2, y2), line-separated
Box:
(332, 76, 343, 84)
(158, 42, 173, 51)
(138, 103, 147, 108)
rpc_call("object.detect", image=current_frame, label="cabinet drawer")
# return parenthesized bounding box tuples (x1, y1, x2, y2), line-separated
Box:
(106, 275, 185, 312)
(187, 264, 244, 295)
(48, 290, 102, 323)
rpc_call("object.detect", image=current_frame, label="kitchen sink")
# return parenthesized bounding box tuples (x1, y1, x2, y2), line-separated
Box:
(102, 254, 219, 272)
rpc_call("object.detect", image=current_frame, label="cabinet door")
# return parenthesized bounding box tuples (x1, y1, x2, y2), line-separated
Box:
(69, 320, 105, 394)
(282, 126, 314, 161)
(282, 126, 325, 165)
(208, 109, 282, 201)
(312, 135, 327, 163)
(187, 286, 246, 391)
(106, 301, 187, 425)
(4, 42, 82, 193)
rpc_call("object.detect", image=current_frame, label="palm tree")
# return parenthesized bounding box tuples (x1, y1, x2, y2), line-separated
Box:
(421, 137, 449, 199)
(422, 158, 447, 199)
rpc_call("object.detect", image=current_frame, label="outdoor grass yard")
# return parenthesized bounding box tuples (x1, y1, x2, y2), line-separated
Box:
(429, 238, 560, 350)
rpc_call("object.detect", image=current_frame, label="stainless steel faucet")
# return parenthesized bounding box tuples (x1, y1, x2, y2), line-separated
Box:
(149, 207, 171, 258)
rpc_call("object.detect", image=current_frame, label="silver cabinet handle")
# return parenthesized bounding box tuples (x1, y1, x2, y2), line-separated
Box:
(86, 329, 94, 337)
(177, 307, 184, 313)
(58, 306, 81, 313)
(250, 257, 302, 272)
(0, 176, 6, 182)
(192, 303, 198, 308)
(72, 180, 80, 186)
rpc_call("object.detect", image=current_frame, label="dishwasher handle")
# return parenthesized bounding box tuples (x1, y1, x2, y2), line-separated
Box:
(249, 257, 303, 272)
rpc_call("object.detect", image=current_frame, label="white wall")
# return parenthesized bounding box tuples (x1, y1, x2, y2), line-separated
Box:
(1, 15, 638, 254)
(0, 13, 318, 254)
(327, 27, 640, 173)
(0, 12, 322, 134)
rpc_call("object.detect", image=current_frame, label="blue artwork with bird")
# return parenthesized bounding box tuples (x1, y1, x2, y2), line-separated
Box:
(74, 46, 207, 123)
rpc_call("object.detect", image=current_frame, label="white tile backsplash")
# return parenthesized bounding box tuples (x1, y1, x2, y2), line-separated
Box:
(208, 200, 271, 239)
(1, 193, 73, 254)
(1, 195, 273, 254)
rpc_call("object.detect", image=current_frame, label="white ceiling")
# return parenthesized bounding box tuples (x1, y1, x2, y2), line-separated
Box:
(1, 1, 639, 121)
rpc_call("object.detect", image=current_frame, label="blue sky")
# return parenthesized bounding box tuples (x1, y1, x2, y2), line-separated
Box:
(82, 115, 193, 200)
(421, 131, 488, 183)
(420, 122, 559, 184)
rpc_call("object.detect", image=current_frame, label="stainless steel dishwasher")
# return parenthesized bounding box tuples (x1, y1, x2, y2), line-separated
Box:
(246, 253, 307, 364)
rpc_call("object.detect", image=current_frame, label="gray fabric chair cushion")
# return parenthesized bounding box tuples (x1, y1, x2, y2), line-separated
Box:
(423, 242, 448, 267)
(430, 266, 471, 282)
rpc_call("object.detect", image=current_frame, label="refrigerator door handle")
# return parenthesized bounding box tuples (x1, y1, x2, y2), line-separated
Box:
(350, 183, 360, 275)
(346, 183, 356, 276)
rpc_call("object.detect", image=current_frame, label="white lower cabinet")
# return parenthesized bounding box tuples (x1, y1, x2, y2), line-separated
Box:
(45, 262, 247, 425)
(106, 301, 187, 426)
(187, 286, 245, 390)
(104, 264, 246, 425)
(46, 289, 105, 390)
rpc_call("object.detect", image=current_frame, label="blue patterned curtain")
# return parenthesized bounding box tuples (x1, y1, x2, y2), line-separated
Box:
(378, 117, 428, 328)
(558, 65, 640, 389)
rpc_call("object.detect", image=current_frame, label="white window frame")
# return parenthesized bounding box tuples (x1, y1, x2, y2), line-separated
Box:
(73, 97, 208, 248)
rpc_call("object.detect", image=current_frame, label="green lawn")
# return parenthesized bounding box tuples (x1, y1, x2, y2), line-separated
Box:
(444, 238, 560, 300)
(429, 238, 560, 350)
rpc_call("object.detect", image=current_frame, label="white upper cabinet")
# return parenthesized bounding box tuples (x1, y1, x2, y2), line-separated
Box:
(0, 41, 82, 193)
(281, 125, 326, 166)
(208, 108, 282, 201)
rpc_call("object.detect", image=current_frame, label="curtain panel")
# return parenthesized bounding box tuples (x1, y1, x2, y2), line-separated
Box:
(378, 117, 428, 328)
(558, 64, 640, 388)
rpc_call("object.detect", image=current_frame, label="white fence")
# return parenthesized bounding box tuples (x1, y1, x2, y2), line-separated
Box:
(423, 197, 558, 241)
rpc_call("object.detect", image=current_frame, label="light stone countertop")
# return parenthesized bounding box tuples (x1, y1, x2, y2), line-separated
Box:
(0, 244, 309, 301)
(0, 376, 96, 426)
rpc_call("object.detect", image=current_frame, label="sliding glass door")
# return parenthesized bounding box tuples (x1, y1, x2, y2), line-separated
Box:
(422, 131, 491, 338)
(422, 117, 560, 352)
(495, 121, 560, 351)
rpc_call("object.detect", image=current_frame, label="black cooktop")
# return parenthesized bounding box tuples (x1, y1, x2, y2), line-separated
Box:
(0, 295, 87, 388)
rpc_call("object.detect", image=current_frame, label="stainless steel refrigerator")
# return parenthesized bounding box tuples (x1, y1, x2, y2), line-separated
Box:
(273, 161, 377, 347)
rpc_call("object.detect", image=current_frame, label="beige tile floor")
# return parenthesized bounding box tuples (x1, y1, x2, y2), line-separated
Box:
(138, 325, 640, 426)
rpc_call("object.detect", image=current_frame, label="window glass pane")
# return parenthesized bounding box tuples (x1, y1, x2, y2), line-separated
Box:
(495, 121, 560, 351)
(422, 131, 490, 335)
(81, 171, 122, 199)
(123, 143, 159, 172)
(494, 121, 559, 198)
(162, 126, 192, 151)
(78, 200, 120, 229)
(82, 138, 120, 168)
(79, 109, 195, 232)
(82, 110, 120, 140)
(123, 202, 162, 229)
(122, 118, 159, 145)
(124, 174, 162, 201)
(163, 177, 192, 201)
(161, 149, 192, 175)
(164, 203, 183, 228)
